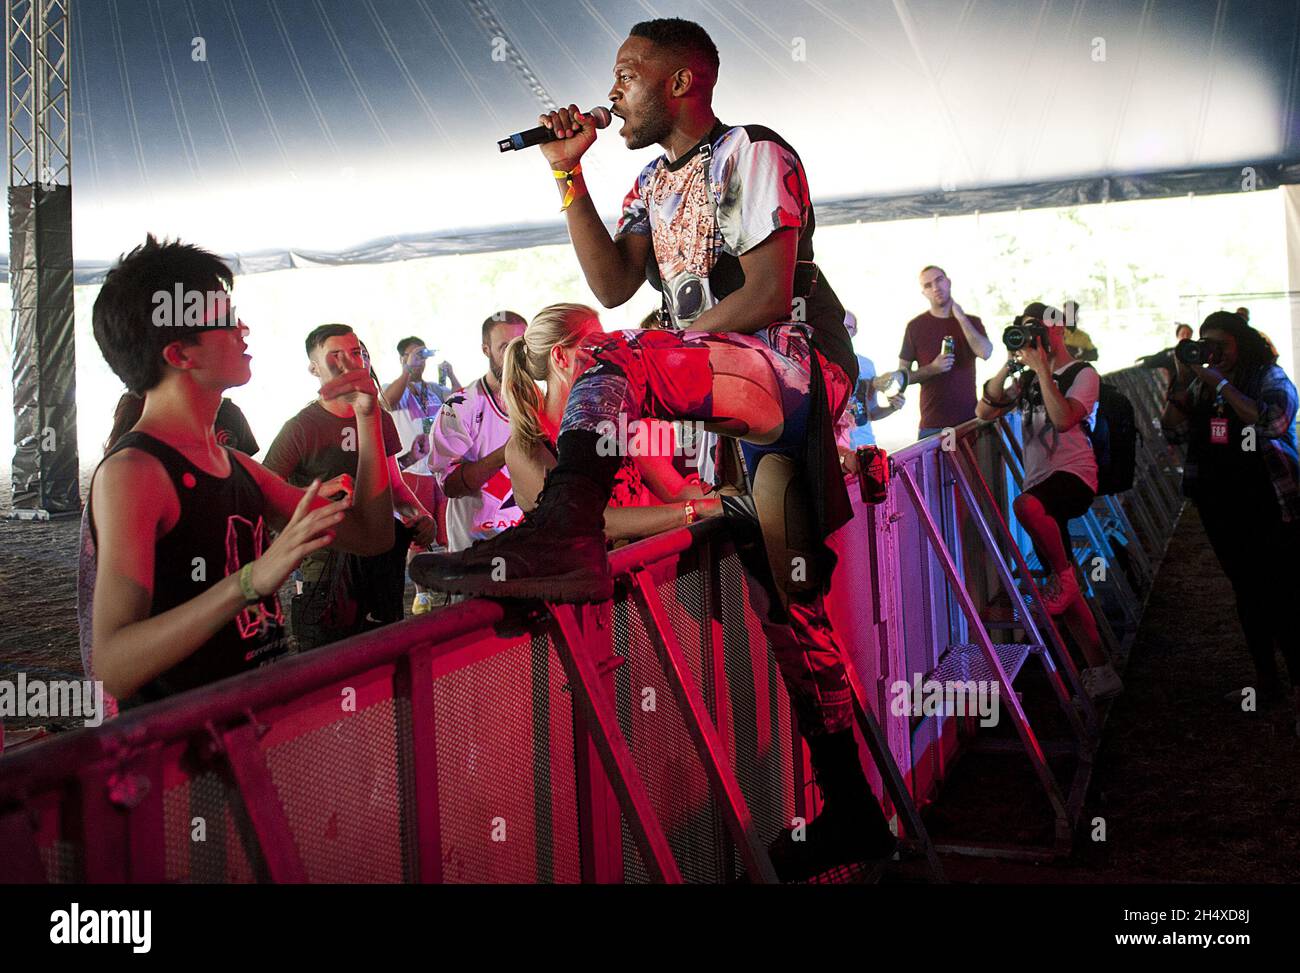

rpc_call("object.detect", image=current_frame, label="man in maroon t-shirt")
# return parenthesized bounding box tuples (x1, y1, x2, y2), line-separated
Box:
(895, 265, 993, 438)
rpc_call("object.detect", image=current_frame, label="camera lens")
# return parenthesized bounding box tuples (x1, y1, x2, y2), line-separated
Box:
(1174, 339, 1205, 366)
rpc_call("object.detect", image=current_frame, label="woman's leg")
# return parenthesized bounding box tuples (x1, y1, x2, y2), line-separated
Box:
(412, 329, 817, 601)
(1014, 475, 1106, 667)
(559, 330, 789, 454)
(1059, 593, 1106, 668)
(1012, 489, 1071, 576)
(1198, 496, 1284, 695)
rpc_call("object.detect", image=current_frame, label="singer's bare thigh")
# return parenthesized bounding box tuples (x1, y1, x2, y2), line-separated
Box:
(696, 343, 785, 446)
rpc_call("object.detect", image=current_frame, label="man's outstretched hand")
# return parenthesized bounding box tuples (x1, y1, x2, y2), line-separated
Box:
(321, 368, 380, 417)
(250, 480, 349, 596)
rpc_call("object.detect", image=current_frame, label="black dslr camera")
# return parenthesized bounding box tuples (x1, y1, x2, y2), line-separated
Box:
(1002, 315, 1049, 351)
(1174, 338, 1217, 366)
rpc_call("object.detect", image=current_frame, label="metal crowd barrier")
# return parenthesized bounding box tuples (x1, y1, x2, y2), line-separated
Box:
(0, 368, 1182, 881)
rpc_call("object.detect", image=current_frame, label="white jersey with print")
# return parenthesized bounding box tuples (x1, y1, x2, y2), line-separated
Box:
(426, 377, 523, 551)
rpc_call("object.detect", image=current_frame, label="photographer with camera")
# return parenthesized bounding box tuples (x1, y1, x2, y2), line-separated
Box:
(977, 302, 1121, 700)
(1162, 311, 1300, 730)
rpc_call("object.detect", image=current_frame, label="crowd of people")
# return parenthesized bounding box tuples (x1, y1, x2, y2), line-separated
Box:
(72, 16, 1300, 883)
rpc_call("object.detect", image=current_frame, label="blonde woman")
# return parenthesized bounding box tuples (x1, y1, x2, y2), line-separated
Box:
(502, 303, 721, 541)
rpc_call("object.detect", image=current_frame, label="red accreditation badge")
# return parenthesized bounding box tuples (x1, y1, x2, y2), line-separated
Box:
(1209, 417, 1229, 444)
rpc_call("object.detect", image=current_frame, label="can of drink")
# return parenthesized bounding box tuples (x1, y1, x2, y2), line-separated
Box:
(942, 335, 955, 356)
(856, 445, 890, 505)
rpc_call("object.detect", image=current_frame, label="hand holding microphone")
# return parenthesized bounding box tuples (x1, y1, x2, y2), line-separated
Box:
(498, 105, 612, 171)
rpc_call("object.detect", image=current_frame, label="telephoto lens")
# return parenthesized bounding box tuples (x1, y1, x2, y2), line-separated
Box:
(1174, 338, 1214, 366)
(1002, 322, 1046, 351)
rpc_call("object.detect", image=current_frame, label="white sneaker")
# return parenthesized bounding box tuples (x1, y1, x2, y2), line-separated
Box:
(411, 591, 435, 615)
(1041, 570, 1081, 615)
(1081, 664, 1124, 701)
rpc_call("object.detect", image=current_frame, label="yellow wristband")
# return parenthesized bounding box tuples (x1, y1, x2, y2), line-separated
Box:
(238, 562, 261, 604)
(553, 162, 583, 212)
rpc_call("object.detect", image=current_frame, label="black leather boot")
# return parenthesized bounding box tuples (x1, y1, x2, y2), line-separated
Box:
(409, 470, 613, 602)
(767, 729, 898, 882)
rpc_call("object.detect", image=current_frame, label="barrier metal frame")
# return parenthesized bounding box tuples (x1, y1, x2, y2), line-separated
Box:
(876, 365, 1180, 859)
(888, 424, 1096, 858)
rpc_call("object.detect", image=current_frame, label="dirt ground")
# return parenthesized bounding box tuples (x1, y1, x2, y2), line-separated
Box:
(3, 468, 1297, 881)
(0, 467, 90, 695)
(1066, 502, 1300, 883)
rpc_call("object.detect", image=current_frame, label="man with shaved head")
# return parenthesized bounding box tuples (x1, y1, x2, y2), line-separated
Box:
(897, 265, 993, 439)
(414, 17, 896, 880)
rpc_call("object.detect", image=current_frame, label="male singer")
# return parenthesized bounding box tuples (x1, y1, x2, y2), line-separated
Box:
(412, 17, 895, 881)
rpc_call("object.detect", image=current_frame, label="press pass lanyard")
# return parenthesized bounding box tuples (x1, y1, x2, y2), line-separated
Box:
(1209, 391, 1229, 445)
(410, 381, 437, 435)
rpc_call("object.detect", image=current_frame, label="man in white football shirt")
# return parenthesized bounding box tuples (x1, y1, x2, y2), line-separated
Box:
(426, 312, 528, 552)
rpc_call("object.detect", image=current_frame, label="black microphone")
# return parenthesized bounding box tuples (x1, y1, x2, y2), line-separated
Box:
(497, 107, 613, 152)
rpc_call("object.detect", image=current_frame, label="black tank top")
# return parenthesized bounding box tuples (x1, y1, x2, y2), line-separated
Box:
(80, 431, 289, 708)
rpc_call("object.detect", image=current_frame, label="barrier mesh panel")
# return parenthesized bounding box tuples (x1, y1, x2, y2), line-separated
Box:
(613, 564, 722, 884)
(431, 635, 581, 884)
(718, 551, 796, 873)
(163, 769, 260, 882)
(38, 838, 80, 883)
(263, 698, 406, 882)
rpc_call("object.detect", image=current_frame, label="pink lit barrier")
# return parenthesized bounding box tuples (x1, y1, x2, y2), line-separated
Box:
(0, 526, 822, 883)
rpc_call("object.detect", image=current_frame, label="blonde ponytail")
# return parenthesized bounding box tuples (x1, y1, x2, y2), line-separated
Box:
(502, 335, 546, 449)
(504, 303, 601, 451)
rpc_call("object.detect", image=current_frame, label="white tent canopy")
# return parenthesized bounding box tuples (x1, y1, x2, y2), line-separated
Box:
(56, 0, 1300, 276)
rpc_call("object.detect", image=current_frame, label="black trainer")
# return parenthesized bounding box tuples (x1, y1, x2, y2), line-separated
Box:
(409, 470, 613, 603)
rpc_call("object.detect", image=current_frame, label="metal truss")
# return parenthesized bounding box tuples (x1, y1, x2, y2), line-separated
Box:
(6, 0, 70, 188)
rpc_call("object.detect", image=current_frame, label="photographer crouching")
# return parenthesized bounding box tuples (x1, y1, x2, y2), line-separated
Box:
(1162, 311, 1300, 732)
(977, 302, 1122, 701)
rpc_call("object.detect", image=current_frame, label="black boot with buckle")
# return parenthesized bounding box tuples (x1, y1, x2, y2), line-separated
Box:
(410, 465, 614, 603)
